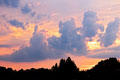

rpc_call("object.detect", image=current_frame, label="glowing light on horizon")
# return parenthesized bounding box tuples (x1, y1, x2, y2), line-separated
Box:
(87, 41, 101, 50)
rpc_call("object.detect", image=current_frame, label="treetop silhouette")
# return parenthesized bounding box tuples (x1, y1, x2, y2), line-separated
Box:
(0, 57, 120, 80)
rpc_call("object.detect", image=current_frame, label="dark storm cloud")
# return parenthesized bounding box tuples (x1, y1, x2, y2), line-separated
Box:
(0, 26, 62, 62)
(48, 19, 87, 55)
(101, 18, 120, 47)
(21, 4, 32, 14)
(82, 11, 104, 39)
(0, 0, 20, 8)
(8, 19, 24, 29)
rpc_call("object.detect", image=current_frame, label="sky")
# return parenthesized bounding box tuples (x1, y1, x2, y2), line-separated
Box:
(0, 0, 120, 70)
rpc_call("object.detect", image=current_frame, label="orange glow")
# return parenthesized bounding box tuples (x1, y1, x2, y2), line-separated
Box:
(0, 46, 20, 55)
(87, 41, 101, 50)
(0, 59, 60, 70)
(0, 48, 13, 55)
(66, 54, 102, 70)
(0, 56, 102, 71)
(115, 38, 120, 46)
(37, 21, 60, 37)
(10, 24, 35, 40)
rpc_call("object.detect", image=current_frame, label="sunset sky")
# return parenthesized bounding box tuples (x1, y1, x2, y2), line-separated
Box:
(0, 0, 120, 70)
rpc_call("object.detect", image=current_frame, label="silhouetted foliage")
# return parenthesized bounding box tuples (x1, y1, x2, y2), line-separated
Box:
(51, 57, 79, 80)
(0, 57, 120, 80)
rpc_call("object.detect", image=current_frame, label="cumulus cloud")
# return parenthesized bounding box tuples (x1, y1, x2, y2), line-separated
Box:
(0, 26, 62, 62)
(0, 11, 119, 62)
(8, 19, 24, 29)
(101, 18, 120, 47)
(21, 4, 32, 14)
(82, 11, 104, 39)
(0, 19, 87, 62)
(48, 19, 87, 55)
(0, 0, 20, 8)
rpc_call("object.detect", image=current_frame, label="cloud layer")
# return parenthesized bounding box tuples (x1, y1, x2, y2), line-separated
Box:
(0, 11, 119, 62)
(88, 46, 120, 58)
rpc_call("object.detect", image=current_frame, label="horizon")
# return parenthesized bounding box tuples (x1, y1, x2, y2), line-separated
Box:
(0, 0, 120, 70)
(0, 57, 119, 71)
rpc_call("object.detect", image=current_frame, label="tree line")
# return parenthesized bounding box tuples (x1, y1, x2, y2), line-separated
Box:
(0, 57, 120, 80)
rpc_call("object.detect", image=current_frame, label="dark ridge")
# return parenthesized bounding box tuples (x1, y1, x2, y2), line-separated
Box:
(0, 57, 120, 80)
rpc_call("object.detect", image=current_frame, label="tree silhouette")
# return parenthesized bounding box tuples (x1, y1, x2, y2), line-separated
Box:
(87, 57, 120, 80)
(0, 57, 120, 80)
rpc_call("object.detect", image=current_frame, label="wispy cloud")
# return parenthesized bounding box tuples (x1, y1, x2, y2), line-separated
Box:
(8, 19, 25, 29)
(0, 0, 20, 8)
(0, 44, 12, 48)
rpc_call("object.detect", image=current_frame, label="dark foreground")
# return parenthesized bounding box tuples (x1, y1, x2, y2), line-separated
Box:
(0, 57, 120, 80)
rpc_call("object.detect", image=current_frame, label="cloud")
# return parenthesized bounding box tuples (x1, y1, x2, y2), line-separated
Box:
(82, 11, 104, 39)
(101, 18, 120, 47)
(33, 25, 38, 35)
(0, 19, 87, 62)
(108, 46, 120, 51)
(31, 12, 36, 17)
(0, 27, 11, 36)
(8, 19, 24, 29)
(48, 19, 87, 55)
(88, 52, 120, 59)
(0, 26, 62, 62)
(0, 0, 20, 8)
(21, 4, 32, 14)
(0, 44, 12, 48)
(87, 45, 120, 59)
(0, 11, 119, 62)
(88, 46, 120, 58)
